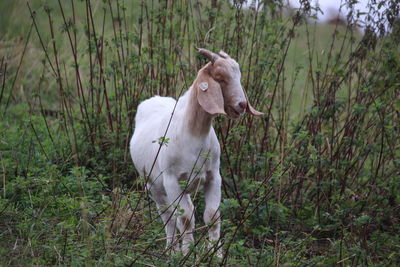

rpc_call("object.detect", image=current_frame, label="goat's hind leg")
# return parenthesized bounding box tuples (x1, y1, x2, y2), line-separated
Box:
(176, 193, 195, 256)
(147, 181, 180, 253)
(163, 177, 195, 256)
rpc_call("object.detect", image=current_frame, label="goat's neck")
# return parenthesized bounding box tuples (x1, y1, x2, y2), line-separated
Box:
(183, 85, 213, 137)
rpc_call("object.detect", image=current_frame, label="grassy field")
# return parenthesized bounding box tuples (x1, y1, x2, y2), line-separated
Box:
(1, 0, 399, 265)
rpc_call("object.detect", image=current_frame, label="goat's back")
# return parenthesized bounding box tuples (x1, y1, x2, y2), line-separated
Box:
(134, 96, 176, 129)
(130, 96, 176, 176)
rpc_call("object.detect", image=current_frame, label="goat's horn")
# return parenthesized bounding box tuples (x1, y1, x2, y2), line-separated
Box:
(197, 48, 219, 64)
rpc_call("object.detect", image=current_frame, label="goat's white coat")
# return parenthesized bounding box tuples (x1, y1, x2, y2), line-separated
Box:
(130, 90, 222, 251)
(130, 50, 262, 256)
(131, 92, 221, 189)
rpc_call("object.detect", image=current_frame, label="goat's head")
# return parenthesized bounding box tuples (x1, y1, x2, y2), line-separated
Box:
(195, 48, 263, 118)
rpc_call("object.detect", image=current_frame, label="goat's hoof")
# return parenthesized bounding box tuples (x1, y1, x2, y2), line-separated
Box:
(165, 244, 180, 255)
(216, 249, 223, 258)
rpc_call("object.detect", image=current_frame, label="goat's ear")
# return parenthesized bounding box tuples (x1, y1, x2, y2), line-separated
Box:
(218, 50, 230, 58)
(195, 71, 226, 116)
(244, 89, 264, 116)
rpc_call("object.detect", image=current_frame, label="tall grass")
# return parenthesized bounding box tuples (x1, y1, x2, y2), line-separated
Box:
(0, 0, 399, 265)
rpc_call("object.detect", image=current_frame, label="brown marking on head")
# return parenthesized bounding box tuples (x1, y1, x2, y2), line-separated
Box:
(196, 48, 263, 118)
(185, 49, 263, 136)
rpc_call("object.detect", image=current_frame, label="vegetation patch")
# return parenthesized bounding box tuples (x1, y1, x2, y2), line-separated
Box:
(0, 0, 399, 265)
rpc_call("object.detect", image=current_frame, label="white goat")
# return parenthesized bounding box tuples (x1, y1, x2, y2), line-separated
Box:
(130, 48, 262, 256)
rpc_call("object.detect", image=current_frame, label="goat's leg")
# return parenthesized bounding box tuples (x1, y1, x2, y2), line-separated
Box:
(204, 172, 222, 257)
(176, 194, 195, 255)
(148, 182, 179, 253)
(163, 177, 195, 256)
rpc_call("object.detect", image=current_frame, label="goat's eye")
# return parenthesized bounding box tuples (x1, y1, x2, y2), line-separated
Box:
(214, 76, 224, 83)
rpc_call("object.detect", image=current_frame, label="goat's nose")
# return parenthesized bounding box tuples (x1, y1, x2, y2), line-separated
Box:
(238, 101, 247, 113)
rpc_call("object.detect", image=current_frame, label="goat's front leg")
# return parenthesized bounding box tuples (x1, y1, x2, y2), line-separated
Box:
(204, 171, 222, 257)
(163, 176, 195, 256)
